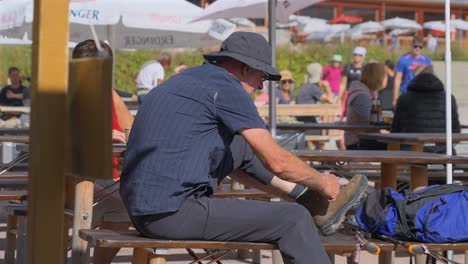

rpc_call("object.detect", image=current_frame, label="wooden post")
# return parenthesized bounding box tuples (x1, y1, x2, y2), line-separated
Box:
(132, 248, 149, 264)
(67, 57, 113, 263)
(5, 214, 18, 263)
(26, 0, 69, 263)
(71, 178, 95, 263)
(410, 165, 428, 192)
(380, 163, 397, 190)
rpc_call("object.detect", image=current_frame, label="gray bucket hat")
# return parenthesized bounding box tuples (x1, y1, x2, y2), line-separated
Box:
(204, 32, 281, 81)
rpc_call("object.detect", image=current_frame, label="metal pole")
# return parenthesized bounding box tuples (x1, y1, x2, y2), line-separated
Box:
(268, 0, 277, 138)
(445, 0, 453, 262)
(445, 0, 453, 184)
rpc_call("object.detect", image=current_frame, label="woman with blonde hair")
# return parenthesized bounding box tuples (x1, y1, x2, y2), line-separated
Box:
(345, 63, 388, 150)
(276, 70, 295, 104)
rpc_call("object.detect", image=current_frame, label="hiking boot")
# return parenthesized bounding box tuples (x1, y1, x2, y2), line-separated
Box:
(296, 174, 368, 236)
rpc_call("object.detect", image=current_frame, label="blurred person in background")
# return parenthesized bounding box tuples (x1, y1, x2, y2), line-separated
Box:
(322, 54, 343, 100)
(378, 60, 395, 111)
(345, 63, 388, 150)
(338, 46, 366, 120)
(0, 67, 27, 107)
(276, 70, 295, 104)
(134, 52, 171, 104)
(392, 36, 432, 107)
(426, 33, 437, 53)
(392, 64, 460, 154)
(296, 63, 335, 150)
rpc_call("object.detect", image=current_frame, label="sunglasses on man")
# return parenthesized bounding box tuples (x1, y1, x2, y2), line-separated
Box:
(413, 45, 423, 49)
(281, 80, 293, 84)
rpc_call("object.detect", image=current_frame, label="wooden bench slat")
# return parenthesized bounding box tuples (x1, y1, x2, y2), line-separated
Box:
(0, 191, 27, 201)
(79, 230, 277, 250)
(0, 179, 28, 189)
(79, 230, 468, 252)
(256, 104, 341, 117)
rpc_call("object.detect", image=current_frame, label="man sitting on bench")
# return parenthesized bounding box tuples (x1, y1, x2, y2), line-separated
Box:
(120, 32, 368, 264)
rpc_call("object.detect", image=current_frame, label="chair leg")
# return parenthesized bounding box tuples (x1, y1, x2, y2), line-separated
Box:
(149, 254, 166, 264)
(5, 214, 18, 264)
(133, 248, 149, 264)
(16, 216, 27, 264)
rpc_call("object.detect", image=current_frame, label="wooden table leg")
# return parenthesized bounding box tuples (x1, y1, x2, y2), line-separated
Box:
(379, 251, 394, 264)
(410, 165, 428, 192)
(380, 163, 397, 190)
(132, 248, 149, 264)
(5, 214, 17, 264)
(16, 216, 27, 264)
(387, 143, 400, 151)
(379, 163, 397, 264)
(409, 145, 424, 152)
(71, 177, 95, 263)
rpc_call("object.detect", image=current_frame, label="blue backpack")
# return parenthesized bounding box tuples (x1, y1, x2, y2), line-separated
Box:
(355, 184, 468, 243)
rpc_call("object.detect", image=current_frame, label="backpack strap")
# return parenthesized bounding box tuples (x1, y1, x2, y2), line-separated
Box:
(393, 199, 416, 240)
(407, 184, 468, 202)
(367, 204, 392, 234)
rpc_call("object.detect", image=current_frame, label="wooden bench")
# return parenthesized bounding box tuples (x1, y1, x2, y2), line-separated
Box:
(4, 205, 28, 264)
(0, 171, 28, 180)
(257, 104, 342, 147)
(256, 104, 341, 118)
(0, 190, 27, 201)
(0, 179, 28, 189)
(79, 229, 468, 263)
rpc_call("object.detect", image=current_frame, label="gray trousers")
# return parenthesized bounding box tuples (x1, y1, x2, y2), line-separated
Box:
(131, 135, 330, 264)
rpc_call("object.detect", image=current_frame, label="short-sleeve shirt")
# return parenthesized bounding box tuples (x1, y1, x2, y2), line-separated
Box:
(322, 65, 343, 95)
(395, 53, 432, 94)
(120, 62, 267, 216)
(295, 83, 324, 123)
(296, 83, 324, 105)
(0, 85, 27, 106)
(343, 64, 363, 90)
(135, 61, 165, 90)
(276, 89, 294, 104)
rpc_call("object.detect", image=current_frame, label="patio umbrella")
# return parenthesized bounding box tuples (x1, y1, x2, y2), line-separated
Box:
(191, 0, 323, 137)
(388, 28, 417, 36)
(295, 17, 329, 32)
(351, 21, 384, 34)
(228, 18, 256, 28)
(0, 0, 236, 49)
(380, 17, 422, 30)
(305, 24, 350, 42)
(450, 19, 468, 30)
(191, 0, 320, 23)
(423, 21, 456, 32)
(327, 15, 362, 25)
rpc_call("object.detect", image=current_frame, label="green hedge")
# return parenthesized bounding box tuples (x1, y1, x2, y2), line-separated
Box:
(1, 43, 467, 93)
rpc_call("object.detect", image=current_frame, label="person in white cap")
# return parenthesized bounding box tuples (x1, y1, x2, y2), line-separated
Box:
(338, 46, 366, 119)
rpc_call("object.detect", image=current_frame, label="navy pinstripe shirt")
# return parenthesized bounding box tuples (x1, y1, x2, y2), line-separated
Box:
(120, 62, 267, 216)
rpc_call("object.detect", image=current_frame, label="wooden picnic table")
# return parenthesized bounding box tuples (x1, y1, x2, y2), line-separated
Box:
(293, 150, 468, 192)
(358, 132, 468, 151)
(0, 135, 29, 143)
(0, 127, 29, 135)
(277, 122, 391, 131)
(0, 106, 30, 114)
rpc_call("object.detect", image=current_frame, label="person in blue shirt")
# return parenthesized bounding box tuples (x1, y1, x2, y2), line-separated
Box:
(392, 36, 432, 107)
(121, 32, 367, 264)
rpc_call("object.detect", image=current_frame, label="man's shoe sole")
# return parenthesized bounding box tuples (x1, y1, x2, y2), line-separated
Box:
(317, 175, 368, 236)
